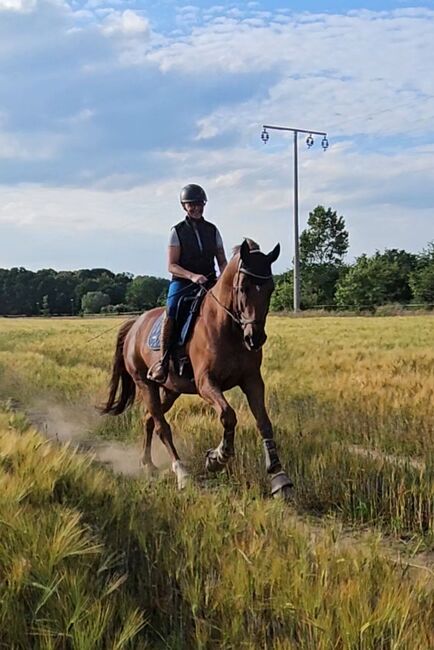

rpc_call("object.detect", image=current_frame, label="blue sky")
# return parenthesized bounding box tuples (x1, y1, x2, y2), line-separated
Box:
(1, 0, 433, 276)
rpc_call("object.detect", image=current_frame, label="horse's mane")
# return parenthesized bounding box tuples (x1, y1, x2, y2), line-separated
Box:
(232, 238, 260, 257)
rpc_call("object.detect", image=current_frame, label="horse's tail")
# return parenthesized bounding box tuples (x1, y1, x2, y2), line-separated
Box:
(100, 318, 137, 416)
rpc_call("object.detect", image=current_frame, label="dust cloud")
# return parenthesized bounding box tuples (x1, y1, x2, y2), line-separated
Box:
(27, 399, 170, 477)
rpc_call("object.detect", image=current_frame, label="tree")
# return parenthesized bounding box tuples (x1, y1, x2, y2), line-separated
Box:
(270, 273, 293, 311)
(410, 242, 434, 304)
(298, 206, 349, 308)
(300, 264, 349, 309)
(81, 291, 110, 314)
(40, 295, 51, 316)
(0, 267, 34, 315)
(300, 206, 349, 266)
(126, 276, 169, 311)
(335, 249, 418, 309)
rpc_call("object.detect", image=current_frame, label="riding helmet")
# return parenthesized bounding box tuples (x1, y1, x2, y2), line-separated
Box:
(180, 184, 207, 204)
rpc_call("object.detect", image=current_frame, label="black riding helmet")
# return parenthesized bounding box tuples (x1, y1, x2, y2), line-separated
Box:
(180, 184, 207, 204)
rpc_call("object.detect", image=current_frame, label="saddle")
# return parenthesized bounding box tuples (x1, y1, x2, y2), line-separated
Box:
(147, 286, 206, 378)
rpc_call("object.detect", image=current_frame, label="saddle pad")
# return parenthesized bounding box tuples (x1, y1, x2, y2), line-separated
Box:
(147, 288, 205, 352)
(147, 312, 164, 351)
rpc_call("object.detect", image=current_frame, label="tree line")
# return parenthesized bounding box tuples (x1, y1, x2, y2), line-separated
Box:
(270, 205, 434, 311)
(0, 268, 169, 316)
(1, 205, 433, 315)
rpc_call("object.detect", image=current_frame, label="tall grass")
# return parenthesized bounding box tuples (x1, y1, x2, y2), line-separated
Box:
(0, 316, 433, 541)
(0, 316, 434, 646)
(1, 411, 433, 649)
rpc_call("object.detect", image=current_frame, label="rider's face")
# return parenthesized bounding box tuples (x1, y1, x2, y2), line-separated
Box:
(183, 201, 205, 219)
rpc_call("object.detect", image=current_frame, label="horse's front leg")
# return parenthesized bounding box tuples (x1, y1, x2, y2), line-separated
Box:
(241, 374, 293, 498)
(198, 374, 236, 472)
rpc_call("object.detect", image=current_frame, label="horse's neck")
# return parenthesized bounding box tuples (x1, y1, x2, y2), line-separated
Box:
(202, 271, 236, 333)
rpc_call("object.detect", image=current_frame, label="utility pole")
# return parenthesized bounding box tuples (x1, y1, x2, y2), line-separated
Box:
(261, 125, 329, 313)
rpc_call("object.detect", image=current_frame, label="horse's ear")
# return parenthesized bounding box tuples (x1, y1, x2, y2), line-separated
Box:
(240, 239, 250, 265)
(267, 243, 280, 264)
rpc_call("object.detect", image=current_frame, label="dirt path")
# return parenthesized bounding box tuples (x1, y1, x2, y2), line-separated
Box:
(347, 443, 426, 471)
(26, 399, 170, 477)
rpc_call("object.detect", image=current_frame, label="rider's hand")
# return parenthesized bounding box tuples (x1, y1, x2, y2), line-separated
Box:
(191, 274, 208, 284)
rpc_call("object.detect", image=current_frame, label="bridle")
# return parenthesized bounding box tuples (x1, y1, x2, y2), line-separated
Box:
(207, 258, 273, 330)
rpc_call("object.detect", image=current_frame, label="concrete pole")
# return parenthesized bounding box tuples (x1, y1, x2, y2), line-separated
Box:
(293, 131, 300, 313)
(261, 124, 328, 314)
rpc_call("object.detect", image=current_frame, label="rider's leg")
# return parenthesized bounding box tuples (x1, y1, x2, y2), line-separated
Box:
(147, 313, 176, 383)
(147, 278, 186, 383)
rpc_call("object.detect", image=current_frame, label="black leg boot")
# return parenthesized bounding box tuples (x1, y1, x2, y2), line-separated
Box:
(147, 316, 175, 383)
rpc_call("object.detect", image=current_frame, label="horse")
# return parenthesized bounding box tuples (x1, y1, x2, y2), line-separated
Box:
(101, 238, 293, 498)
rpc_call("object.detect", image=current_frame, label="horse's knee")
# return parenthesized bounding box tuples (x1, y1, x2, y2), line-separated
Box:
(155, 422, 172, 442)
(221, 406, 236, 431)
(144, 415, 154, 435)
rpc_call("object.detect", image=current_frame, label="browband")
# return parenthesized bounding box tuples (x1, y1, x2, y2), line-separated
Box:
(239, 267, 273, 281)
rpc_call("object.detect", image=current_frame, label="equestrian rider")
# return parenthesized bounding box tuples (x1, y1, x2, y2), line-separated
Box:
(147, 184, 228, 383)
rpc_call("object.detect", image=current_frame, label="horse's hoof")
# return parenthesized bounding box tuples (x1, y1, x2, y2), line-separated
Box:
(273, 484, 293, 501)
(177, 473, 190, 490)
(271, 471, 293, 500)
(140, 461, 159, 479)
(172, 460, 190, 490)
(205, 449, 226, 473)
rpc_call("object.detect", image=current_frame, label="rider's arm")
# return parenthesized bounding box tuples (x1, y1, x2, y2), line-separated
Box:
(168, 246, 206, 283)
(215, 228, 227, 274)
(216, 248, 227, 274)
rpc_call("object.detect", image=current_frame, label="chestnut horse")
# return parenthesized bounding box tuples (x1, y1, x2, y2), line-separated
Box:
(102, 239, 292, 497)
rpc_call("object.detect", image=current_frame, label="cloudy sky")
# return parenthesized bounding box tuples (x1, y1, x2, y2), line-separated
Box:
(1, 0, 433, 276)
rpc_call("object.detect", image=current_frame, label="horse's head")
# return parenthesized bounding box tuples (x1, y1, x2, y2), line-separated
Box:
(234, 239, 280, 351)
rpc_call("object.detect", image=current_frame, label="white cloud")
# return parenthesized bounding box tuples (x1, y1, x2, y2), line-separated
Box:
(59, 108, 95, 125)
(101, 9, 150, 37)
(0, 0, 36, 11)
(0, 131, 62, 160)
(1, 2, 434, 272)
(2, 139, 433, 274)
(147, 8, 434, 139)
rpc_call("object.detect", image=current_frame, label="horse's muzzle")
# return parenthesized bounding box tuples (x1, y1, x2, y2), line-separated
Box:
(243, 328, 267, 351)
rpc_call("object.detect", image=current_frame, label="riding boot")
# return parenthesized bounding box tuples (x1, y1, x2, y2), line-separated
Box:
(147, 316, 175, 383)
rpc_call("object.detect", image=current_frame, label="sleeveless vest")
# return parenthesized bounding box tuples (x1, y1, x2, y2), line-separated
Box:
(173, 217, 217, 279)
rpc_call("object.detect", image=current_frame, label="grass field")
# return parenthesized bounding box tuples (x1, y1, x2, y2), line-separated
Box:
(0, 315, 433, 648)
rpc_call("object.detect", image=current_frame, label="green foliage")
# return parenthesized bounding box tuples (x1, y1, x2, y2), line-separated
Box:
(409, 241, 434, 304)
(126, 276, 169, 311)
(300, 263, 349, 309)
(81, 291, 111, 314)
(40, 295, 51, 317)
(270, 273, 293, 311)
(100, 304, 133, 314)
(300, 205, 349, 266)
(0, 268, 169, 316)
(336, 249, 418, 309)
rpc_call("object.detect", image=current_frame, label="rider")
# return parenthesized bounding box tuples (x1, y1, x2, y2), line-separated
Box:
(147, 183, 228, 383)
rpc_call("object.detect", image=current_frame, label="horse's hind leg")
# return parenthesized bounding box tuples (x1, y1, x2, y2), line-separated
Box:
(141, 414, 158, 475)
(139, 383, 188, 489)
(141, 387, 180, 475)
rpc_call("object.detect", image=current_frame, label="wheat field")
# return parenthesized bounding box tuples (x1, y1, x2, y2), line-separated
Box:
(0, 315, 433, 648)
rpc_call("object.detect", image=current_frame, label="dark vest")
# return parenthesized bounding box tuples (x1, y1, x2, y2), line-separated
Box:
(173, 217, 217, 279)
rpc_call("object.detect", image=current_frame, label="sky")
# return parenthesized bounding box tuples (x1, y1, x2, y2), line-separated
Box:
(0, 0, 433, 277)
